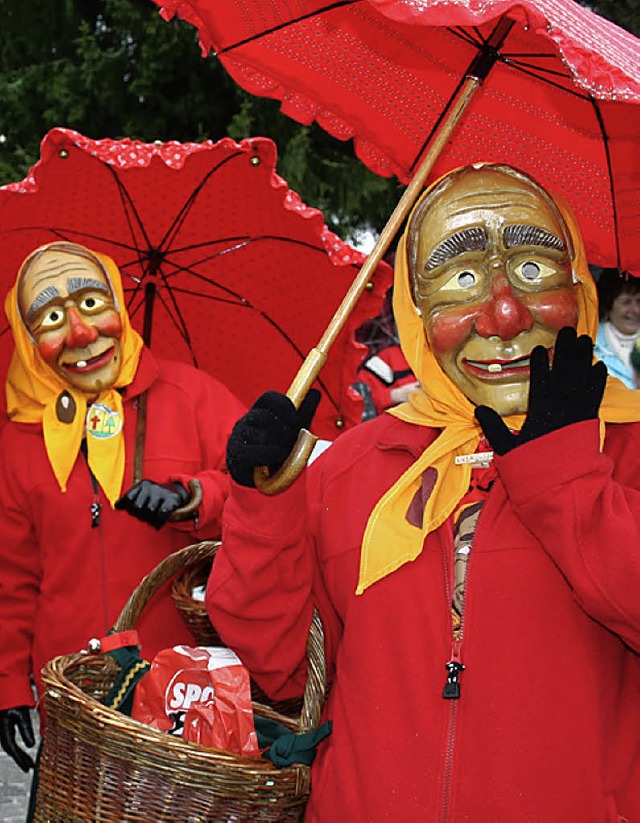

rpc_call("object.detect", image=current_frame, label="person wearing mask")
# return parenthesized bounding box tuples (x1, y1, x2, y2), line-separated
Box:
(0, 242, 246, 777)
(207, 164, 640, 822)
(594, 266, 640, 388)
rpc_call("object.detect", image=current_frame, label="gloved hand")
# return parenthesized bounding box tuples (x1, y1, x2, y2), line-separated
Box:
(226, 389, 321, 488)
(115, 479, 190, 529)
(0, 706, 35, 772)
(474, 326, 607, 456)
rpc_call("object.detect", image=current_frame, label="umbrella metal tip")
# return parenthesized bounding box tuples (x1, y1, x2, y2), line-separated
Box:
(59, 149, 69, 159)
(250, 156, 260, 166)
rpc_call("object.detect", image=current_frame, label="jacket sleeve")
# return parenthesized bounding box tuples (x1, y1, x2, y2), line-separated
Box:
(170, 373, 247, 540)
(496, 419, 640, 651)
(206, 473, 340, 700)
(0, 441, 38, 711)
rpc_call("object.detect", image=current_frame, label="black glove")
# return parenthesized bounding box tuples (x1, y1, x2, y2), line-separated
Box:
(115, 479, 190, 529)
(474, 326, 607, 456)
(0, 706, 35, 772)
(226, 389, 321, 488)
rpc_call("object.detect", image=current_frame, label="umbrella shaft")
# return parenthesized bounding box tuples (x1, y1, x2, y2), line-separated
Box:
(288, 74, 483, 406)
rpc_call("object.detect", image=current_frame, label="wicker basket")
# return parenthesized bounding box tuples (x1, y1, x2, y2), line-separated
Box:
(171, 553, 221, 645)
(171, 543, 303, 719)
(33, 541, 326, 823)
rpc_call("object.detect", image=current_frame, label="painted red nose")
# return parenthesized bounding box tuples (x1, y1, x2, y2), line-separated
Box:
(65, 306, 99, 348)
(474, 274, 534, 339)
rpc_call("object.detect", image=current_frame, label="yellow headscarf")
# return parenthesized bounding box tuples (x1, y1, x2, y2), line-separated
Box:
(357, 168, 640, 594)
(5, 242, 144, 506)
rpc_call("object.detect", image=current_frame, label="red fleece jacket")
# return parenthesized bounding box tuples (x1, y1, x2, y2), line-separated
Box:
(208, 414, 640, 823)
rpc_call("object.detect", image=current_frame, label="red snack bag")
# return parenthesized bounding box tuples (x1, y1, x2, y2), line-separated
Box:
(131, 645, 259, 755)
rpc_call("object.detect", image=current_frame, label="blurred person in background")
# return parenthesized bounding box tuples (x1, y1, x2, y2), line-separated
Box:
(594, 267, 640, 388)
(354, 283, 420, 418)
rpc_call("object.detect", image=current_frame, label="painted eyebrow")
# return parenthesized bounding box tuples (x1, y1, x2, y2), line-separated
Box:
(426, 227, 487, 270)
(67, 277, 111, 296)
(26, 278, 110, 322)
(502, 225, 565, 251)
(26, 285, 60, 322)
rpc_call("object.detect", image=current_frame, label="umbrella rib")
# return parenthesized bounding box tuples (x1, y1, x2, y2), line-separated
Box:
(214, 0, 361, 54)
(104, 164, 155, 251)
(408, 71, 470, 176)
(448, 27, 485, 49)
(4, 225, 148, 257)
(124, 284, 340, 412)
(588, 96, 622, 268)
(161, 234, 341, 263)
(154, 285, 341, 412)
(157, 150, 246, 251)
(111, 237, 254, 278)
(502, 57, 590, 98)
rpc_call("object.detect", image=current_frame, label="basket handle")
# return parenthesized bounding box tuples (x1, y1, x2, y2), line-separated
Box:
(111, 541, 327, 732)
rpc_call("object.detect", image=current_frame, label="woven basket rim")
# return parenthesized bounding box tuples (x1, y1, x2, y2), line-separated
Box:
(41, 650, 302, 777)
(41, 539, 326, 746)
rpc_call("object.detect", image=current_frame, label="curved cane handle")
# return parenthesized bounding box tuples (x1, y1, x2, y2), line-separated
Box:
(168, 478, 203, 522)
(253, 428, 318, 496)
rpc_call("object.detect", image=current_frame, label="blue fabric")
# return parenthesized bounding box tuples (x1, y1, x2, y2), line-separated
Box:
(594, 323, 636, 389)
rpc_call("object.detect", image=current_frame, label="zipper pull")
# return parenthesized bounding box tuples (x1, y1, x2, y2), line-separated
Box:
(443, 643, 465, 699)
(91, 499, 102, 528)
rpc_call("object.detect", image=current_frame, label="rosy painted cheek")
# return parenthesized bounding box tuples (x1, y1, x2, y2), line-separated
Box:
(427, 308, 477, 356)
(37, 335, 65, 367)
(525, 291, 579, 330)
(94, 313, 122, 339)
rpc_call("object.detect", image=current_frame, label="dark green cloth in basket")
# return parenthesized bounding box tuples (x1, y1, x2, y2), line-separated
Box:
(256, 716, 332, 767)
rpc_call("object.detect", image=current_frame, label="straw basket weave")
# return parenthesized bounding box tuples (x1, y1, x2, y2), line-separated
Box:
(171, 553, 221, 645)
(33, 541, 326, 823)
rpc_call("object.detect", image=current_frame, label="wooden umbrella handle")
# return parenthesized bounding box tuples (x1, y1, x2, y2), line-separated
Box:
(168, 478, 203, 522)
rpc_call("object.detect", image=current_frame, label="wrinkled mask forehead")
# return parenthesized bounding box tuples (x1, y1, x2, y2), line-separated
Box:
(17, 243, 118, 335)
(407, 164, 574, 301)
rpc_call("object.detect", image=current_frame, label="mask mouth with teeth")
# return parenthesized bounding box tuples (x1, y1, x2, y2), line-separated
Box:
(407, 164, 578, 417)
(17, 242, 123, 395)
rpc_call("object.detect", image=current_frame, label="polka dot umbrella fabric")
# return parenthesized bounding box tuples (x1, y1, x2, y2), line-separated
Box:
(151, 0, 640, 276)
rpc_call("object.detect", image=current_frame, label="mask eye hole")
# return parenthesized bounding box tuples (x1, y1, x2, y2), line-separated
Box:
(521, 261, 541, 281)
(79, 294, 106, 313)
(40, 308, 65, 329)
(457, 271, 476, 288)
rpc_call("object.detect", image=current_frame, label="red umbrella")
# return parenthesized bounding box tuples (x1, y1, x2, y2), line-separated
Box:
(152, 0, 640, 276)
(0, 128, 392, 437)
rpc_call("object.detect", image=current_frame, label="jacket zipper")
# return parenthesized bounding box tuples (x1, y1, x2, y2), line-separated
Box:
(80, 438, 102, 528)
(440, 527, 471, 823)
(80, 439, 110, 630)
